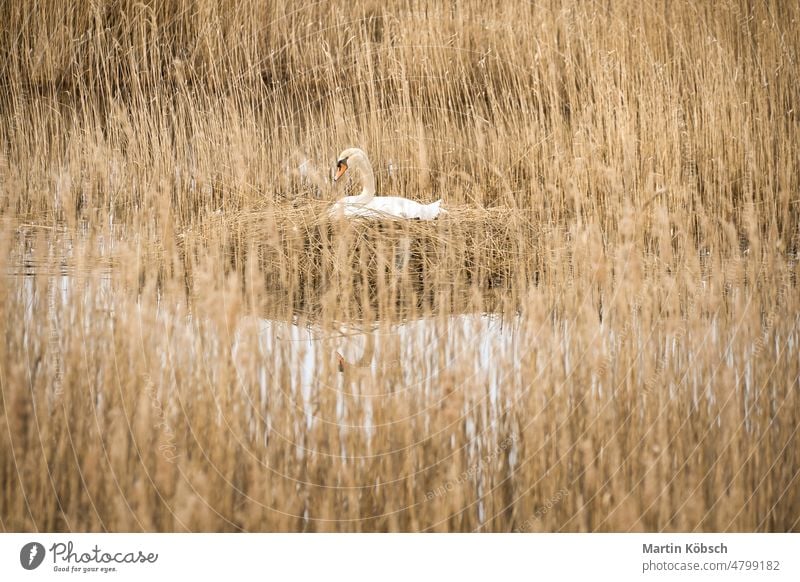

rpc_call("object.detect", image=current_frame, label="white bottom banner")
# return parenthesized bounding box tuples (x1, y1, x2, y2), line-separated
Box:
(2, 533, 797, 581)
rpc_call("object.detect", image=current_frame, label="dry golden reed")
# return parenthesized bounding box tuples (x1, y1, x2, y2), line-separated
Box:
(0, 0, 798, 532)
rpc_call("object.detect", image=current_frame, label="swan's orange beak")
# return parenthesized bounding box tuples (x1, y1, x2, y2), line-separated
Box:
(334, 161, 348, 182)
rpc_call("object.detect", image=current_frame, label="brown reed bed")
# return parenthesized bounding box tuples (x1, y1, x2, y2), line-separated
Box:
(0, 0, 798, 533)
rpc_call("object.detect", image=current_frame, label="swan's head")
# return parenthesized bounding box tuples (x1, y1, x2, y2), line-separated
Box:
(334, 147, 369, 182)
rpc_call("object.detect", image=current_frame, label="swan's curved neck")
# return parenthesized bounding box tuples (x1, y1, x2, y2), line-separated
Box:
(351, 155, 376, 199)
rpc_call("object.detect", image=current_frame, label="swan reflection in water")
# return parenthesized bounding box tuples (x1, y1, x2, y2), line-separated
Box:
(232, 313, 526, 436)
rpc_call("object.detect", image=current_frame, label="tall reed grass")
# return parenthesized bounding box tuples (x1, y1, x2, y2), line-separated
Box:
(0, 0, 798, 531)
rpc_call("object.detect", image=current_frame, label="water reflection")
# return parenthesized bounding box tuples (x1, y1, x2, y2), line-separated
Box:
(232, 314, 527, 438)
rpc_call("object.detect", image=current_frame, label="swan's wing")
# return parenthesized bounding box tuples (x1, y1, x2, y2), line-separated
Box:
(333, 196, 444, 220)
(418, 199, 443, 220)
(368, 196, 430, 219)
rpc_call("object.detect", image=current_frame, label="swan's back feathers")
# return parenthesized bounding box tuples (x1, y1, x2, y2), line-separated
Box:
(330, 195, 445, 221)
(369, 196, 444, 220)
(417, 199, 443, 221)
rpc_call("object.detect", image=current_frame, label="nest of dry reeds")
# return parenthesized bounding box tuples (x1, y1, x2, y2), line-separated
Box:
(182, 202, 547, 314)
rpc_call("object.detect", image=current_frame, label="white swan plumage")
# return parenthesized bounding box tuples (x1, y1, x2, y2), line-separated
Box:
(329, 147, 445, 220)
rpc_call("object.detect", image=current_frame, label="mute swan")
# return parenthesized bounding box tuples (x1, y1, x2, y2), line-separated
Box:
(329, 147, 445, 220)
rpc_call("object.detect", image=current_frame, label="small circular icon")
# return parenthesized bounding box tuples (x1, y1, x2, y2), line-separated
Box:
(20, 542, 46, 570)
